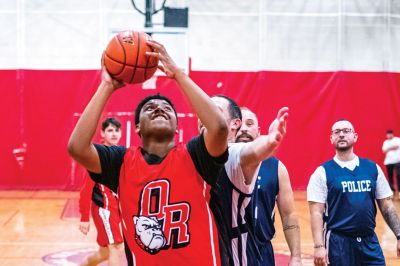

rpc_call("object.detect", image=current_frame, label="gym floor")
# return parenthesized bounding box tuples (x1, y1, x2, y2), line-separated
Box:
(0, 191, 399, 266)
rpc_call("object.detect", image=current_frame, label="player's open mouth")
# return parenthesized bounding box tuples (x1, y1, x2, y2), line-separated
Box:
(152, 114, 168, 120)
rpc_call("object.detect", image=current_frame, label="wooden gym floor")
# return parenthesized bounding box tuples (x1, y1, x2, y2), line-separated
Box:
(0, 191, 399, 266)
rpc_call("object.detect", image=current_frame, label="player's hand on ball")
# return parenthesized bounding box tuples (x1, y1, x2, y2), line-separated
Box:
(101, 67, 125, 90)
(146, 39, 182, 79)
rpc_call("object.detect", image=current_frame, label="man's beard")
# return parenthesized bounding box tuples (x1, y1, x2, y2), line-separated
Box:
(236, 133, 254, 143)
(336, 143, 352, 152)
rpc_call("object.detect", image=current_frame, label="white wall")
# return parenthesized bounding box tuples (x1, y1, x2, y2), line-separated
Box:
(0, 0, 399, 71)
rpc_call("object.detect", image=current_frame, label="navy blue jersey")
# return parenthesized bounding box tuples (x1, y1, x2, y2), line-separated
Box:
(245, 157, 279, 266)
(323, 158, 378, 237)
(248, 157, 279, 242)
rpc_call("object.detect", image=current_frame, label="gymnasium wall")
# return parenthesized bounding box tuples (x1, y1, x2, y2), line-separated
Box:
(1, 1, 400, 190)
(1, 70, 400, 190)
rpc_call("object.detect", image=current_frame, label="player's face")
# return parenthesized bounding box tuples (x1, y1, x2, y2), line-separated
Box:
(137, 99, 177, 138)
(101, 125, 121, 146)
(236, 109, 260, 143)
(386, 133, 394, 140)
(330, 120, 358, 151)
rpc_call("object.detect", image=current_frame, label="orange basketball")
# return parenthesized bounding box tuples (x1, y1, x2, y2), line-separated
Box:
(102, 31, 159, 84)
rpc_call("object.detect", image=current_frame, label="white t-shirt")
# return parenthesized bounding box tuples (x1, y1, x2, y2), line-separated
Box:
(307, 155, 393, 203)
(382, 137, 400, 165)
(225, 142, 260, 194)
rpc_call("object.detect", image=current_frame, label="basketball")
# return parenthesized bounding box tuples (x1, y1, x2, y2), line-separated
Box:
(103, 31, 159, 84)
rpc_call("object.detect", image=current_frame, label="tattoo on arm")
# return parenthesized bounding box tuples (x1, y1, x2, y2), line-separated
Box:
(381, 198, 400, 236)
(283, 224, 300, 231)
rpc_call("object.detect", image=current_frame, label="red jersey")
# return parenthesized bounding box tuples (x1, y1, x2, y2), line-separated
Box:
(120, 144, 220, 265)
(91, 135, 227, 266)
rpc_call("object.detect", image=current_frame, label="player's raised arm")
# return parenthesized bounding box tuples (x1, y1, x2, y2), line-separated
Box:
(146, 39, 228, 156)
(67, 69, 124, 173)
(239, 107, 289, 184)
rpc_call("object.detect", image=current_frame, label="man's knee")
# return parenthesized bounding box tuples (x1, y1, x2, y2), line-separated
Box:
(108, 243, 123, 253)
(98, 246, 110, 259)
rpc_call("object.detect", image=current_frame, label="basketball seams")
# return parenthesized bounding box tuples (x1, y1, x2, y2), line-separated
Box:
(103, 63, 158, 70)
(144, 34, 151, 80)
(106, 61, 158, 68)
(106, 35, 126, 76)
(104, 53, 157, 68)
(128, 32, 140, 84)
(112, 65, 158, 69)
(144, 56, 157, 79)
(103, 30, 158, 84)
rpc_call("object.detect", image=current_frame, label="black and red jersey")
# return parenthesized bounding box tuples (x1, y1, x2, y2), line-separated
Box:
(90, 135, 228, 265)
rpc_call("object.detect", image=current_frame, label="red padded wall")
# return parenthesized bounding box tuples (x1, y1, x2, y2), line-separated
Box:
(1, 70, 399, 189)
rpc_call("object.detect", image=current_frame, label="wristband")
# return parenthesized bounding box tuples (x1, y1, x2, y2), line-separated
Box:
(314, 244, 324, 249)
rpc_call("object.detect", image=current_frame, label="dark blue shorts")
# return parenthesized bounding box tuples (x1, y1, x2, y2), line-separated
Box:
(258, 240, 274, 266)
(246, 239, 275, 266)
(326, 231, 385, 266)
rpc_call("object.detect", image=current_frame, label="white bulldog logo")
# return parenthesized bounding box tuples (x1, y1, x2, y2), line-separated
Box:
(133, 216, 167, 254)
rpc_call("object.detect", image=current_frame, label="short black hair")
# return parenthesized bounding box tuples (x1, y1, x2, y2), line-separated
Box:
(134, 94, 177, 126)
(387, 129, 394, 134)
(102, 117, 121, 131)
(214, 94, 242, 120)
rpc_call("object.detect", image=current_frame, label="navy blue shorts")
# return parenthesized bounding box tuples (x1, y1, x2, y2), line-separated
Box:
(326, 231, 385, 266)
(246, 239, 275, 266)
(258, 240, 274, 266)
